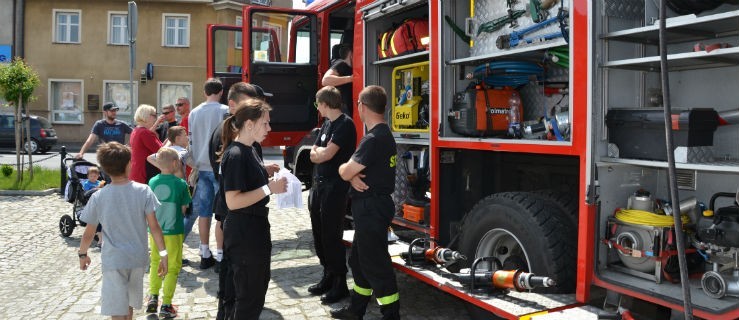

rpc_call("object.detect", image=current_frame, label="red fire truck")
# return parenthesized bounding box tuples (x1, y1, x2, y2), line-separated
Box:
(207, 0, 739, 318)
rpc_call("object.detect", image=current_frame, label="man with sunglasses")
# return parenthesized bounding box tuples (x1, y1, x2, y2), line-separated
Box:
(175, 98, 191, 133)
(75, 102, 133, 159)
(155, 104, 179, 142)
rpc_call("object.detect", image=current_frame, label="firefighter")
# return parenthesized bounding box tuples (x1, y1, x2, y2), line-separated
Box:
(334, 85, 400, 319)
(308, 86, 357, 303)
(220, 99, 287, 319)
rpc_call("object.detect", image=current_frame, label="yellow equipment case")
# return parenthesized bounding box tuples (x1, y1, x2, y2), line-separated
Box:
(391, 61, 430, 133)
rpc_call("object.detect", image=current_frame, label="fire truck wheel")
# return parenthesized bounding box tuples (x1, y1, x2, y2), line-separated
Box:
(458, 192, 576, 293)
(530, 189, 578, 231)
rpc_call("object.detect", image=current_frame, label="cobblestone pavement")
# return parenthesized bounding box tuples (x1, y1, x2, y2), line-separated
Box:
(0, 193, 470, 319)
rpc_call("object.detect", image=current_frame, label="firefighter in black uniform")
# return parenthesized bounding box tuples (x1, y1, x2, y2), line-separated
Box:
(220, 99, 287, 320)
(333, 85, 400, 320)
(211, 82, 278, 320)
(307, 86, 357, 303)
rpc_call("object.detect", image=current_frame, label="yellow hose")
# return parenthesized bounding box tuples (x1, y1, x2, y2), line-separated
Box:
(615, 209, 691, 227)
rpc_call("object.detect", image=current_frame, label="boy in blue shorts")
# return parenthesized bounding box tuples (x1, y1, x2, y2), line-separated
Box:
(78, 141, 168, 320)
(145, 147, 192, 318)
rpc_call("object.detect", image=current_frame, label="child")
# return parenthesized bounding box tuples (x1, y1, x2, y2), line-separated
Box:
(82, 166, 104, 191)
(147, 126, 190, 180)
(145, 147, 192, 318)
(82, 165, 106, 247)
(77, 142, 168, 320)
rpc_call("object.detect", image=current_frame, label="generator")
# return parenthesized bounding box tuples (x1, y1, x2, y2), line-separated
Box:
(391, 61, 430, 133)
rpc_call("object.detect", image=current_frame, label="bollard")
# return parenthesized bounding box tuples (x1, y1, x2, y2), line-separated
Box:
(60, 146, 67, 196)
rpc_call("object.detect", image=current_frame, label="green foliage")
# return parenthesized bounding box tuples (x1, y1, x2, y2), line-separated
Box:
(0, 166, 60, 190)
(0, 57, 40, 106)
(1, 164, 12, 177)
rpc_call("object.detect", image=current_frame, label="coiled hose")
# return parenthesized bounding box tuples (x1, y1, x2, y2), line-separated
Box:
(615, 209, 690, 227)
(472, 61, 544, 87)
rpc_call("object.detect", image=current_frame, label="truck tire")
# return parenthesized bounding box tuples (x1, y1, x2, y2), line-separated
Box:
(530, 189, 578, 231)
(458, 192, 576, 293)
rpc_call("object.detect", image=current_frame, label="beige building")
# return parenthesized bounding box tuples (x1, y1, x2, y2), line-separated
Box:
(22, 0, 290, 143)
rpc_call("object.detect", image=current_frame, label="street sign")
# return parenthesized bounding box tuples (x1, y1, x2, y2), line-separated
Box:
(0, 45, 11, 63)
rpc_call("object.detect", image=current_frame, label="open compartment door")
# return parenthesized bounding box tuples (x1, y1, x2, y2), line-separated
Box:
(243, 7, 319, 146)
(207, 24, 245, 104)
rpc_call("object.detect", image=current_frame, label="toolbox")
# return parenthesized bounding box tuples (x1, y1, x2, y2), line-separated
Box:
(605, 108, 719, 161)
(403, 203, 429, 224)
(391, 61, 430, 133)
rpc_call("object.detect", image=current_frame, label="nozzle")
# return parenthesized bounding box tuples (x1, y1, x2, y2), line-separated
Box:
(494, 270, 556, 291)
(435, 248, 467, 263)
(520, 274, 556, 289)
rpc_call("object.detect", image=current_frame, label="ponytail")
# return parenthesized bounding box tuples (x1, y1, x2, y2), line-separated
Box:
(216, 98, 273, 163)
(217, 115, 238, 163)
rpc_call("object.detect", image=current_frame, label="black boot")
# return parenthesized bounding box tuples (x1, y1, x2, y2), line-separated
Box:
(330, 292, 370, 319)
(380, 301, 400, 320)
(308, 270, 331, 295)
(330, 306, 363, 320)
(321, 274, 349, 304)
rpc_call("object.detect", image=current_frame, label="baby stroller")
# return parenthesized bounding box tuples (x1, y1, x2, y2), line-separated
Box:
(59, 157, 108, 237)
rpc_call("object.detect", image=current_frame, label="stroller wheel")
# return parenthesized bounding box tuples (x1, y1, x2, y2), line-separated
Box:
(60, 215, 75, 237)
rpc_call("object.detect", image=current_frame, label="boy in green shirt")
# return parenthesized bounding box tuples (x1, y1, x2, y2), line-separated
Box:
(146, 147, 192, 318)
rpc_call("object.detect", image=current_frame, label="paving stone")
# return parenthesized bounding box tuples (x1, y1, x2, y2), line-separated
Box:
(1, 193, 469, 319)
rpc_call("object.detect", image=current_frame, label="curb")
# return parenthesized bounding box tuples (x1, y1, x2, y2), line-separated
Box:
(0, 188, 60, 197)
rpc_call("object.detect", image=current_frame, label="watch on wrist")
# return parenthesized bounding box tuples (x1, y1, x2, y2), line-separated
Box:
(78, 252, 87, 258)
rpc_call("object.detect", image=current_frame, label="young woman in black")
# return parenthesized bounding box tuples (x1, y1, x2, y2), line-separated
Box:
(218, 99, 287, 319)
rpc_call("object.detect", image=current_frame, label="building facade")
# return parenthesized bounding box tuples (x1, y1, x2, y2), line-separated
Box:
(22, 0, 290, 143)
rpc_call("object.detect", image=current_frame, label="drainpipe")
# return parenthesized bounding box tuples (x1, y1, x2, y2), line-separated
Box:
(14, 0, 24, 58)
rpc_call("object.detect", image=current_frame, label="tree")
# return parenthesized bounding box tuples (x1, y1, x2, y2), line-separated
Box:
(0, 57, 41, 181)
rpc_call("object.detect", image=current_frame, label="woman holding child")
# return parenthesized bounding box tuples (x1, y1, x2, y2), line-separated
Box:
(218, 98, 287, 319)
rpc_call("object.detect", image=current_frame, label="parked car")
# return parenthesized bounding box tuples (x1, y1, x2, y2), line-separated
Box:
(0, 113, 58, 154)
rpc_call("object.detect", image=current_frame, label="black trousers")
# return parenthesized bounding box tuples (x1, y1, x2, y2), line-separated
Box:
(216, 254, 234, 320)
(223, 212, 271, 320)
(309, 178, 350, 275)
(349, 195, 399, 313)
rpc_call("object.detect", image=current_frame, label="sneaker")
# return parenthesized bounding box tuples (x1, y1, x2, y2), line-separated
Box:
(145, 295, 158, 313)
(200, 256, 216, 270)
(160, 304, 178, 318)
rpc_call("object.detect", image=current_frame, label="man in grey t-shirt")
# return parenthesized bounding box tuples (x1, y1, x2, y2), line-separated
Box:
(76, 103, 133, 159)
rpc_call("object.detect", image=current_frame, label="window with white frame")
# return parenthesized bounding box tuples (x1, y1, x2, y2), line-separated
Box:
(49, 79, 84, 124)
(235, 16, 243, 49)
(162, 14, 190, 47)
(53, 10, 81, 44)
(158, 82, 191, 115)
(103, 81, 136, 116)
(109, 12, 128, 45)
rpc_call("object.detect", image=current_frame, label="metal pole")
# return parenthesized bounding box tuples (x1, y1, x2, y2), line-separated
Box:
(128, 1, 138, 118)
(60, 146, 67, 195)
